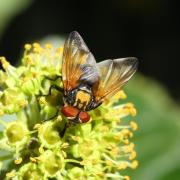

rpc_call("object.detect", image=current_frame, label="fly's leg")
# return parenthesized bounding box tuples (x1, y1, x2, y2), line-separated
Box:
(43, 75, 62, 82)
(90, 102, 102, 110)
(41, 74, 63, 95)
(42, 109, 59, 122)
(36, 84, 63, 99)
(36, 75, 64, 122)
(45, 84, 63, 96)
(39, 74, 63, 96)
(36, 74, 63, 98)
(59, 122, 68, 137)
(95, 102, 102, 108)
(37, 84, 64, 122)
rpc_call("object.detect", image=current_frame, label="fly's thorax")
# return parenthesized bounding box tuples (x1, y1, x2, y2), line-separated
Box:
(64, 89, 76, 106)
(73, 85, 92, 110)
(74, 90, 91, 110)
(64, 84, 95, 111)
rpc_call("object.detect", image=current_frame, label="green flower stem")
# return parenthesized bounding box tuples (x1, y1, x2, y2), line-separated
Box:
(25, 97, 41, 130)
(0, 154, 13, 161)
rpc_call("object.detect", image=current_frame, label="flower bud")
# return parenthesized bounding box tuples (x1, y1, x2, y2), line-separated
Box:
(38, 121, 61, 148)
(5, 122, 28, 145)
(1, 88, 27, 113)
(40, 150, 64, 177)
(19, 163, 43, 180)
(67, 167, 85, 179)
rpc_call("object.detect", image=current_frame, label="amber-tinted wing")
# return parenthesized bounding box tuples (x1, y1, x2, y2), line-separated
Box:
(62, 31, 99, 94)
(93, 57, 138, 104)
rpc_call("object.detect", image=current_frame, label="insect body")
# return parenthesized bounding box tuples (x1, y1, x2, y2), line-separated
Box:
(61, 31, 138, 124)
(62, 84, 97, 123)
(64, 84, 93, 110)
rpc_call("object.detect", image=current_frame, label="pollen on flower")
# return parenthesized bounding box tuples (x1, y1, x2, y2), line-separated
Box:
(131, 160, 139, 169)
(24, 55, 34, 65)
(113, 90, 127, 100)
(114, 132, 123, 140)
(38, 96, 48, 105)
(6, 170, 16, 178)
(30, 157, 38, 163)
(33, 42, 43, 53)
(56, 47, 63, 53)
(96, 171, 104, 177)
(99, 125, 109, 132)
(71, 135, 81, 142)
(39, 146, 45, 154)
(130, 121, 138, 131)
(125, 103, 134, 108)
(130, 107, 137, 116)
(124, 103, 137, 116)
(124, 139, 130, 145)
(117, 162, 128, 170)
(45, 43, 53, 49)
(18, 99, 28, 108)
(0, 109, 4, 116)
(33, 123, 41, 129)
(0, 56, 10, 70)
(106, 160, 113, 166)
(124, 175, 130, 180)
(33, 42, 41, 48)
(14, 157, 23, 164)
(111, 147, 120, 156)
(80, 159, 91, 166)
(121, 129, 133, 138)
(61, 142, 69, 149)
(122, 143, 135, 153)
(129, 150, 137, 160)
(24, 43, 32, 51)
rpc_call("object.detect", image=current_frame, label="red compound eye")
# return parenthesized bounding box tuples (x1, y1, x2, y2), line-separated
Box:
(61, 106, 79, 118)
(79, 111, 90, 123)
(61, 106, 90, 123)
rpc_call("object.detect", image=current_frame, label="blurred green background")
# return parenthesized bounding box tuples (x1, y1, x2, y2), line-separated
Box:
(0, 0, 180, 179)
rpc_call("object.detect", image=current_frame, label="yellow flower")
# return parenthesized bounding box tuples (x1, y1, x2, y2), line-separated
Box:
(0, 43, 138, 180)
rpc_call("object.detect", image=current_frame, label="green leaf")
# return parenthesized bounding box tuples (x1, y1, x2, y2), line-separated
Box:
(0, 0, 32, 38)
(125, 74, 180, 180)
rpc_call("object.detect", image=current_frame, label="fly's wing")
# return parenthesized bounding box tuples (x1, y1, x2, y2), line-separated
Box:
(62, 31, 99, 95)
(93, 57, 138, 104)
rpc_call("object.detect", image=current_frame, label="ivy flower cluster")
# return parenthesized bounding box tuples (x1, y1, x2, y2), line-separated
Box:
(0, 43, 138, 180)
